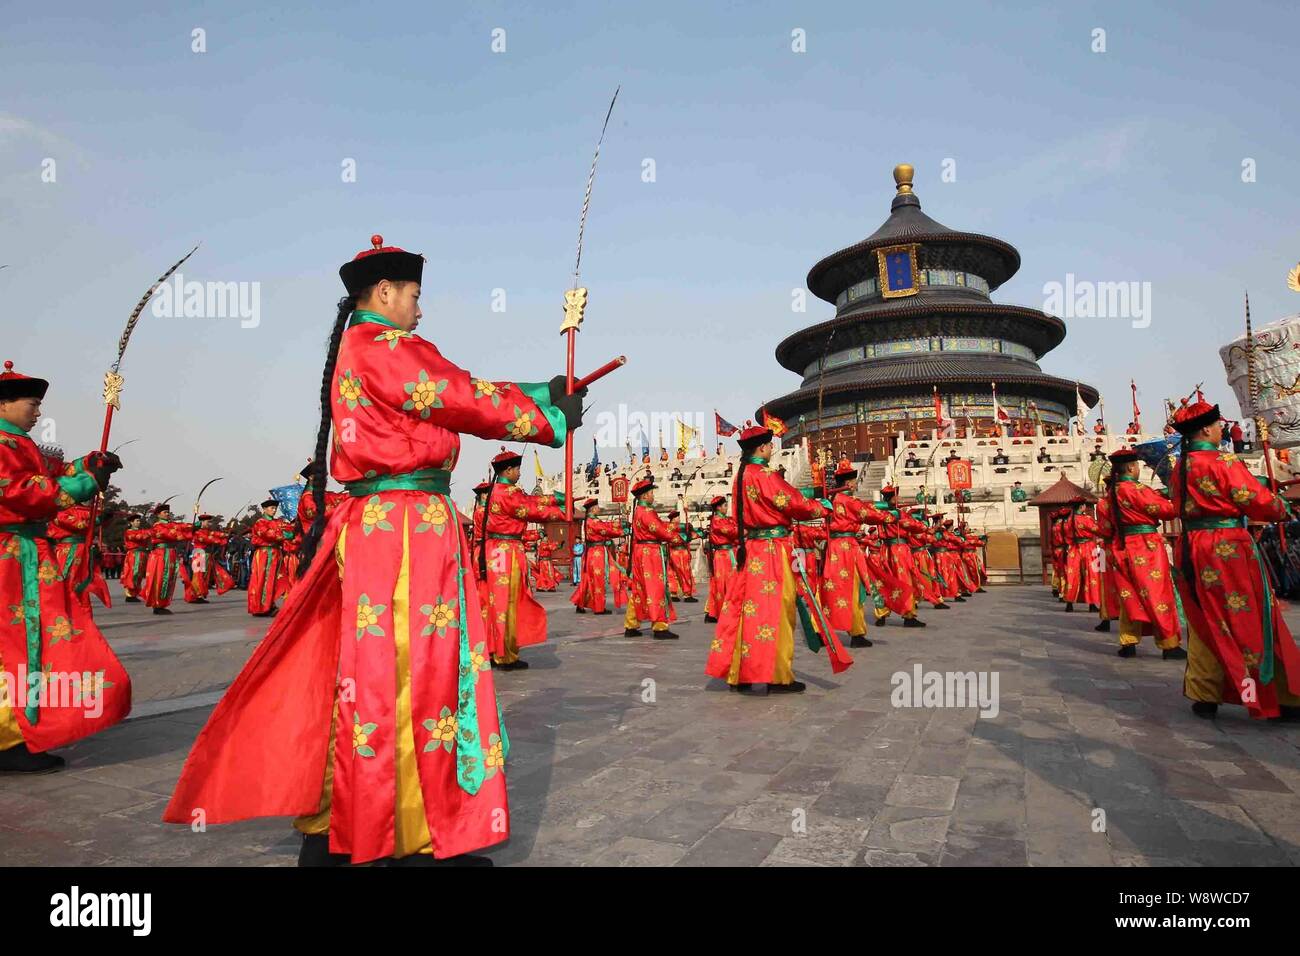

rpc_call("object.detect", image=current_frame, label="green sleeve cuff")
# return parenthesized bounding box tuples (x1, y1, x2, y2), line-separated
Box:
(518, 381, 567, 449)
(58, 459, 99, 504)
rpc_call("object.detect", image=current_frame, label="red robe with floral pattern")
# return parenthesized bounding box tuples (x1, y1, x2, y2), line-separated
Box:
(0, 427, 130, 751)
(534, 538, 560, 592)
(705, 514, 740, 618)
(874, 504, 927, 609)
(142, 520, 194, 609)
(166, 309, 568, 862)
(821, 491, 912, 632)
(792, 520, 826, 597)
(247, 516, 294, 615)
(626, 502, 679, 626)
(185, 528, 235, 602)
(705, 463, 851, 684)
(1096, 478, 1179, 638)
(478, 482, 564, 661)
(1062, 512, 1102, 605)
(121, 527, 151, 598)
(571, 517, 623, 613)
(907, 527, 943, 605)
(47, 505, 111, 609)
(668, 522, 697, 597)
(1171, 445, 1300, 719)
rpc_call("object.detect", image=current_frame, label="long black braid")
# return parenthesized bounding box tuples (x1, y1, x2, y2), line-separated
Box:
(478, 475, 496, 581)
(1108, 469, 1125, 554)
(734, 459, 750, 568)
(298, 294, 355, 571)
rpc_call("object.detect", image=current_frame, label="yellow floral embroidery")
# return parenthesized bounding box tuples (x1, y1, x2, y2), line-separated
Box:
(755, 624, 775, 642)
(742, 600, 757, 616)
(1195, 476, 1221, 496)
(1230, 487, 1255, 505)
(773, 493, 789, 509)
(485, 737, 504, 771)
(1200, 567, 1221, 586)
(1213, 541, 1237, 559)
(1225, 592, 1249, 612)
(36, 561, 59, 585)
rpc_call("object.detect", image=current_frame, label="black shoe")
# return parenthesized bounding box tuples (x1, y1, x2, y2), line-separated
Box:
(152, 607, 172, 615)
(1064, 603, 1074, 612)
(684, 596, 698, 603)
(934, 603, 950, 610)
(768, 681, 806, 694)
(1273, 706, 1300, 723)
(1088, 604, 1099, 613)
(297, 833, 351, 867)
(494, 658, 529, 671)
(704, 614, 717, 623)
(976, 588, 987, 593)
(1117, 644, 1137, 658)
(1191, 702, 1219, 719)
(874, 615, 887, 628)
(124, 596, 141, 603)
(1095, 620, 1111, 632)
(624, 628, 642, 637)
(1162, 646, 1188, 660)
(903, 617, 926, 628)
(730, 683, 758, 694)
(0, 744, 64, 775)
(194, 598, 210, 604)
(652, 630, 680, 640)
(575, 607, 586, 614)
(954, 596, 967, 603)
(849, 634, 873, 647)
(595, 610, 612, 615)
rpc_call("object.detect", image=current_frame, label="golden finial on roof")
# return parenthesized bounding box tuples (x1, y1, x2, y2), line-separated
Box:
(893, 163, 915, 195)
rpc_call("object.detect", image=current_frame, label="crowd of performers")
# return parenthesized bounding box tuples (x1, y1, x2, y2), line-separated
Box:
(4, 236, 1295, 869)
(1049, 394, 1300, 723)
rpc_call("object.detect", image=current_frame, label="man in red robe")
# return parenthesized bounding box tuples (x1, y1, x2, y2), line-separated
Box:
(1062, 502, 1102, 613)
(623, 477, 681, 638)
(246, 498, 293, 617)
(141, 503, 193, 616)
(1095, 448, 1183, 659)
(0, 360, 129, 773)
(121, 513, 150, 603)
(184, 514, 235, 603)
(822, 465, 920, 645)
(1169, 398, 1300, 720)
(905, 509, 947, 610)
(703, 495, 738, 624)
(872, 486, 933, 621)
(478, 449, 565, 670)
(572, 498, 621, 615)
(705, 423, 851, 693)
(666, 510, 698, 602)
(166, 235, 583, 866)
(533, 531, 560, 592)
(47, 501, 113, 609)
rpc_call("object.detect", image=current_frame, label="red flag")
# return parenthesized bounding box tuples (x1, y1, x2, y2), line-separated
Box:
(714, 411, 739, 437)
(762, 409, 788, 437)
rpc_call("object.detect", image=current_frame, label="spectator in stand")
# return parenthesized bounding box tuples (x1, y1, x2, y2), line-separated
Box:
(1037, 446, 1052, 463)
(1093, 420, 1107, 436)
(991, 448, 1010, 465)
(1010, 481, 1028, 503)
(1125, 421, 1141, 435)
(1230, 420, 1245, 453)
(905, 451, 922, 469)
(1090, 442, 1107, 461)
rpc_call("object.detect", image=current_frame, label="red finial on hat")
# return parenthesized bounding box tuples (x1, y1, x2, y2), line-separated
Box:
(371, 234, 383, 249)
(3, 361, 12, 372)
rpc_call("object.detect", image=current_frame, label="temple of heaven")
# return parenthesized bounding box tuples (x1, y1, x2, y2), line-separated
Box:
(759, 164, 1099, 463)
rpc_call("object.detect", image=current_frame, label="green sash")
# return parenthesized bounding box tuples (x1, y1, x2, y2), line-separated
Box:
(0, 523, 48, 724)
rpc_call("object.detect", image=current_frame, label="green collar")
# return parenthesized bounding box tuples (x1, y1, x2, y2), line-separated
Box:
(495, 475, 516, 486)
(1185, 440, 1218, 452)
(743, 455, 768, 465)
(349, 309, 400, 330)
(1116, 474, 1140, 484)
(0, 419, 29, 437)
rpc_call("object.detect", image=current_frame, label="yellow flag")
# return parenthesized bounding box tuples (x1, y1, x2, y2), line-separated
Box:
(534, 450, 545, 479)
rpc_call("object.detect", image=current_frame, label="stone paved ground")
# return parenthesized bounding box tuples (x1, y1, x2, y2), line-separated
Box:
(3, 580, 1300, 866)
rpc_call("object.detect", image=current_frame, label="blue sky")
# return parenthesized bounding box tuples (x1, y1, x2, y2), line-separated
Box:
(2, 0, 1297, 516)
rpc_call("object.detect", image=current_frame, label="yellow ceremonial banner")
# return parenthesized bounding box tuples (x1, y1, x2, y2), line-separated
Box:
(534, 450, 545, 480)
